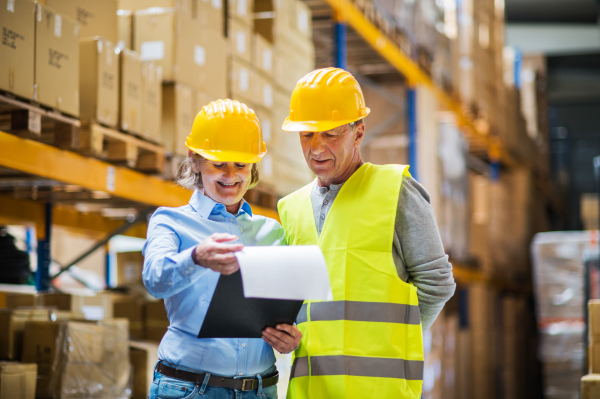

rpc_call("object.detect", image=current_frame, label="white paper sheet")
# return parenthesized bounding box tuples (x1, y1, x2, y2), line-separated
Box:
(236, 246, 332, 301)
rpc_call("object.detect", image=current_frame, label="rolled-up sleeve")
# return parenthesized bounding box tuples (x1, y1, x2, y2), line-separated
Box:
(142, 209, 210, 299)
(395, 176, 456, 331)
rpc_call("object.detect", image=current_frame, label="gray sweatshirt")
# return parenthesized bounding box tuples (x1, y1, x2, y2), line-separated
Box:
(311, 173, 456, 331)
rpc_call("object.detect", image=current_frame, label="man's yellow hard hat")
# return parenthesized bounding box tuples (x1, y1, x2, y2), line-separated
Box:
(282, 67, 370, 132)
(185, 99, 266, 163)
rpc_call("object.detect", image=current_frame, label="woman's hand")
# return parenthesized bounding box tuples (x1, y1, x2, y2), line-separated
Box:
(192, 233, 243, 275)
(262, 324, 302, 354)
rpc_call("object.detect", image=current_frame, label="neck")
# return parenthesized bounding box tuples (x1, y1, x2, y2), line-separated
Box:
(318, 150, 364, 187)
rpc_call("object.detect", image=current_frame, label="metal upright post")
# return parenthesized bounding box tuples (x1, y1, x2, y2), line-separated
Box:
(105, 244, 111, 289)
(333, 13, 347, 70)
(35, 202, 52, 291)
(407, 87, 418, 181)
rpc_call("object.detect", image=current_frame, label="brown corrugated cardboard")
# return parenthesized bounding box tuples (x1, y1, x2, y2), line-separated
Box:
(113, 295, 144, 340)
(591, 339, 600, 374)
(0, 310, 49, 361)
(45, 0, 118, 43)
(134, 8, 206, 89)
(0, 362, 37, 399)
(141, 62, 163, 142)
(254, 73, 273, 110)
(21, 321, 62, 398)
(5, 293, 37, 308)
(0, 0, 35, 100)
(119, 48, 143, 134)
(196, 0, 223, 32)
(203, 28, 227, 100)
(35, 3, 80, 117)
(116, 251, 144, 285)
(144, 300, 169, 342)
(195, 90, 208, 112)
(79, 37, 119, 128)
(117, 10, 132, 50)
(118, 0, 194, 14)
(252, 33, 273, 76)
(582, 374, 600, 399)
(590, 300, 600, 340)
(228, 0, 251, 26)
(229, 18, 251, 64)
(130, 341, 159, 399)
(230, 59, 253, 104)
(161, 83, 194, 155)
(38, 293, 114, 320)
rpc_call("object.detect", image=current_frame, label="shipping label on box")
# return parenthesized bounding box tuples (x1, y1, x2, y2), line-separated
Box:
(141, 62, 163, 142)
(229, 18, 251, 64)
(35, 3, 80, 117)
(119, 49, 143, 134)
(46, 0, 118, 43)
(79, 38, 119, 127)
(0, 0, 36, 100)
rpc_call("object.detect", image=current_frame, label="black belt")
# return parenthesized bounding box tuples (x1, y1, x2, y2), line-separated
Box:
(156, 362, 279, 391)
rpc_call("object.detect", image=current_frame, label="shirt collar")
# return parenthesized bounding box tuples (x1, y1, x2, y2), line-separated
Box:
(314, 180, 345, 195)
(189, 190, 253, 218)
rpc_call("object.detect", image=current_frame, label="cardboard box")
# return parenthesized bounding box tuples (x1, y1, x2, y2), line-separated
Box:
(196, 0, 223, 32)
(45, 0, 118, 43)
(119, 49, 143, 134)
(161, 83, 194, 155)
(134, 8, 207, 89)
(293, 0, 312, 39)
(0, 362, 37, 399)
(113, 295, 144, 340)
(118, 0, 194, 14)
(228, 0, 251, 26)
(252, 33, 273, 76)
(117, 10, 133, 50)
(229, 18, 251, 64)
(203, 28, 227, 100)
(590, 300, 600, 340)
(4, 293, 37, 309)
(79, 37, 119, 127)
(116, 251, 144, 285)
(0, 310, 49, 361)
(21, 321, 62, 398)
(130, 341, 159, 399)
(144, 300, 169, 342)
(66, 322, 104, 363)
(38, 293, 114, 320)
(254, 74, 273, 110)
(0, 0, 36, 100)
(141, 62, 163, 142)
(196, 90, 208, 111)
(591, 339, 600, 374)
(35, 3, 79, 117)
(582, 374, 600, 399)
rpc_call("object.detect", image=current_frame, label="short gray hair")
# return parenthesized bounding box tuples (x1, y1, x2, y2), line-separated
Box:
(175, 153, 260, 191)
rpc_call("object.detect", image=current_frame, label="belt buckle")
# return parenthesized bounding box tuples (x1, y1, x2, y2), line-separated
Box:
(241, 378, 255, 391)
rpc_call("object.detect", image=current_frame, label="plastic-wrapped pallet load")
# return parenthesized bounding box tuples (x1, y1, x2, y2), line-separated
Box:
(531, 231, 597, 399)
(21, 319, 130, 399)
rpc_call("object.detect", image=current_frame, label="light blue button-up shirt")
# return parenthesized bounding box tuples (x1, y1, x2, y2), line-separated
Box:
(142, 190, 286, 376)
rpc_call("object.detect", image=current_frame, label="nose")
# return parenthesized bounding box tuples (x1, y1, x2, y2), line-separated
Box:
(310, 133, 326, 156)
(223, 165, 236, 179)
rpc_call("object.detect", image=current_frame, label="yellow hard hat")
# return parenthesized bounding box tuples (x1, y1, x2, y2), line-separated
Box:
(185, 99, 266, 163)
(282, 67, 370, 132)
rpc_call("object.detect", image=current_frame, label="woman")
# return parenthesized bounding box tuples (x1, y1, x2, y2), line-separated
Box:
(142, 99, 301, 399)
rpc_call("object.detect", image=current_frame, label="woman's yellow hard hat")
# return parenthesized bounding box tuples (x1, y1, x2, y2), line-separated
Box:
(282, 68, 370, 132)
(185, 99, 266, 163)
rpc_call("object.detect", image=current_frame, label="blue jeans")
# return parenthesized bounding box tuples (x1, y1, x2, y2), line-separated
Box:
(148, 362, 278, 399)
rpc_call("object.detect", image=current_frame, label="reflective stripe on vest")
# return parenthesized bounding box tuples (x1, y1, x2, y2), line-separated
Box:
(291, 356, 425, 380)
(296, 301, 421, 325)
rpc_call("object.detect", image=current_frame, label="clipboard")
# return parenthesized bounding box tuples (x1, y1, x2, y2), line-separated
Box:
(198, 271, 304, 338)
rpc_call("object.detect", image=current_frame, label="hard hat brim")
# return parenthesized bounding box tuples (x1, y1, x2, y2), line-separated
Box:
(281, 109, 370, 132)
(186, 144, 266, 164)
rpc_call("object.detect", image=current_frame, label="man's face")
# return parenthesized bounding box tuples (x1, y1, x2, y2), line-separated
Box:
(299, 123, 361, 183)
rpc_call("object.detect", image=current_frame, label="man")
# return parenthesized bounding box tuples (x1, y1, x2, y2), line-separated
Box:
(275, 68, 456, 398)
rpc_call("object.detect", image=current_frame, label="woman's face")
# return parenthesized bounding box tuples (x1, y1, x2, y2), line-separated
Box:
(196, 156, 252, 210)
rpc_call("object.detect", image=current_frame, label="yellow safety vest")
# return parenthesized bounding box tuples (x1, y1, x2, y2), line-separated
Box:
(278, 163, 424, 399)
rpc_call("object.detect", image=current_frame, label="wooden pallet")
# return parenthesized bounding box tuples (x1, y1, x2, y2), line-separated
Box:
(79, 122, 165, 174)
(0, 92, 80, 150)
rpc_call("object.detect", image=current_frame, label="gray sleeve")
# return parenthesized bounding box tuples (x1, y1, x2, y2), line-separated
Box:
(394, 175, 456, 331)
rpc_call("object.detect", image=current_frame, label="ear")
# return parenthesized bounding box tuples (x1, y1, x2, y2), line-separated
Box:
(354, 121, 365, 147)
(189, 152, 201, 174)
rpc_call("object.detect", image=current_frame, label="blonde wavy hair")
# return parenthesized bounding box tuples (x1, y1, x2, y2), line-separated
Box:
(175, 152, 260, 191)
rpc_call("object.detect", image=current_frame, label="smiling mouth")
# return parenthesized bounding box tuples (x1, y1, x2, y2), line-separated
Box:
(313, 159, 331, 164)
(217, 182, 239, 187)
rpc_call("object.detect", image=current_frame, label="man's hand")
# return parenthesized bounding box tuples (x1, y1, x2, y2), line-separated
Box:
(262, 324, 302, 354)
(192, 233, 243, 275)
